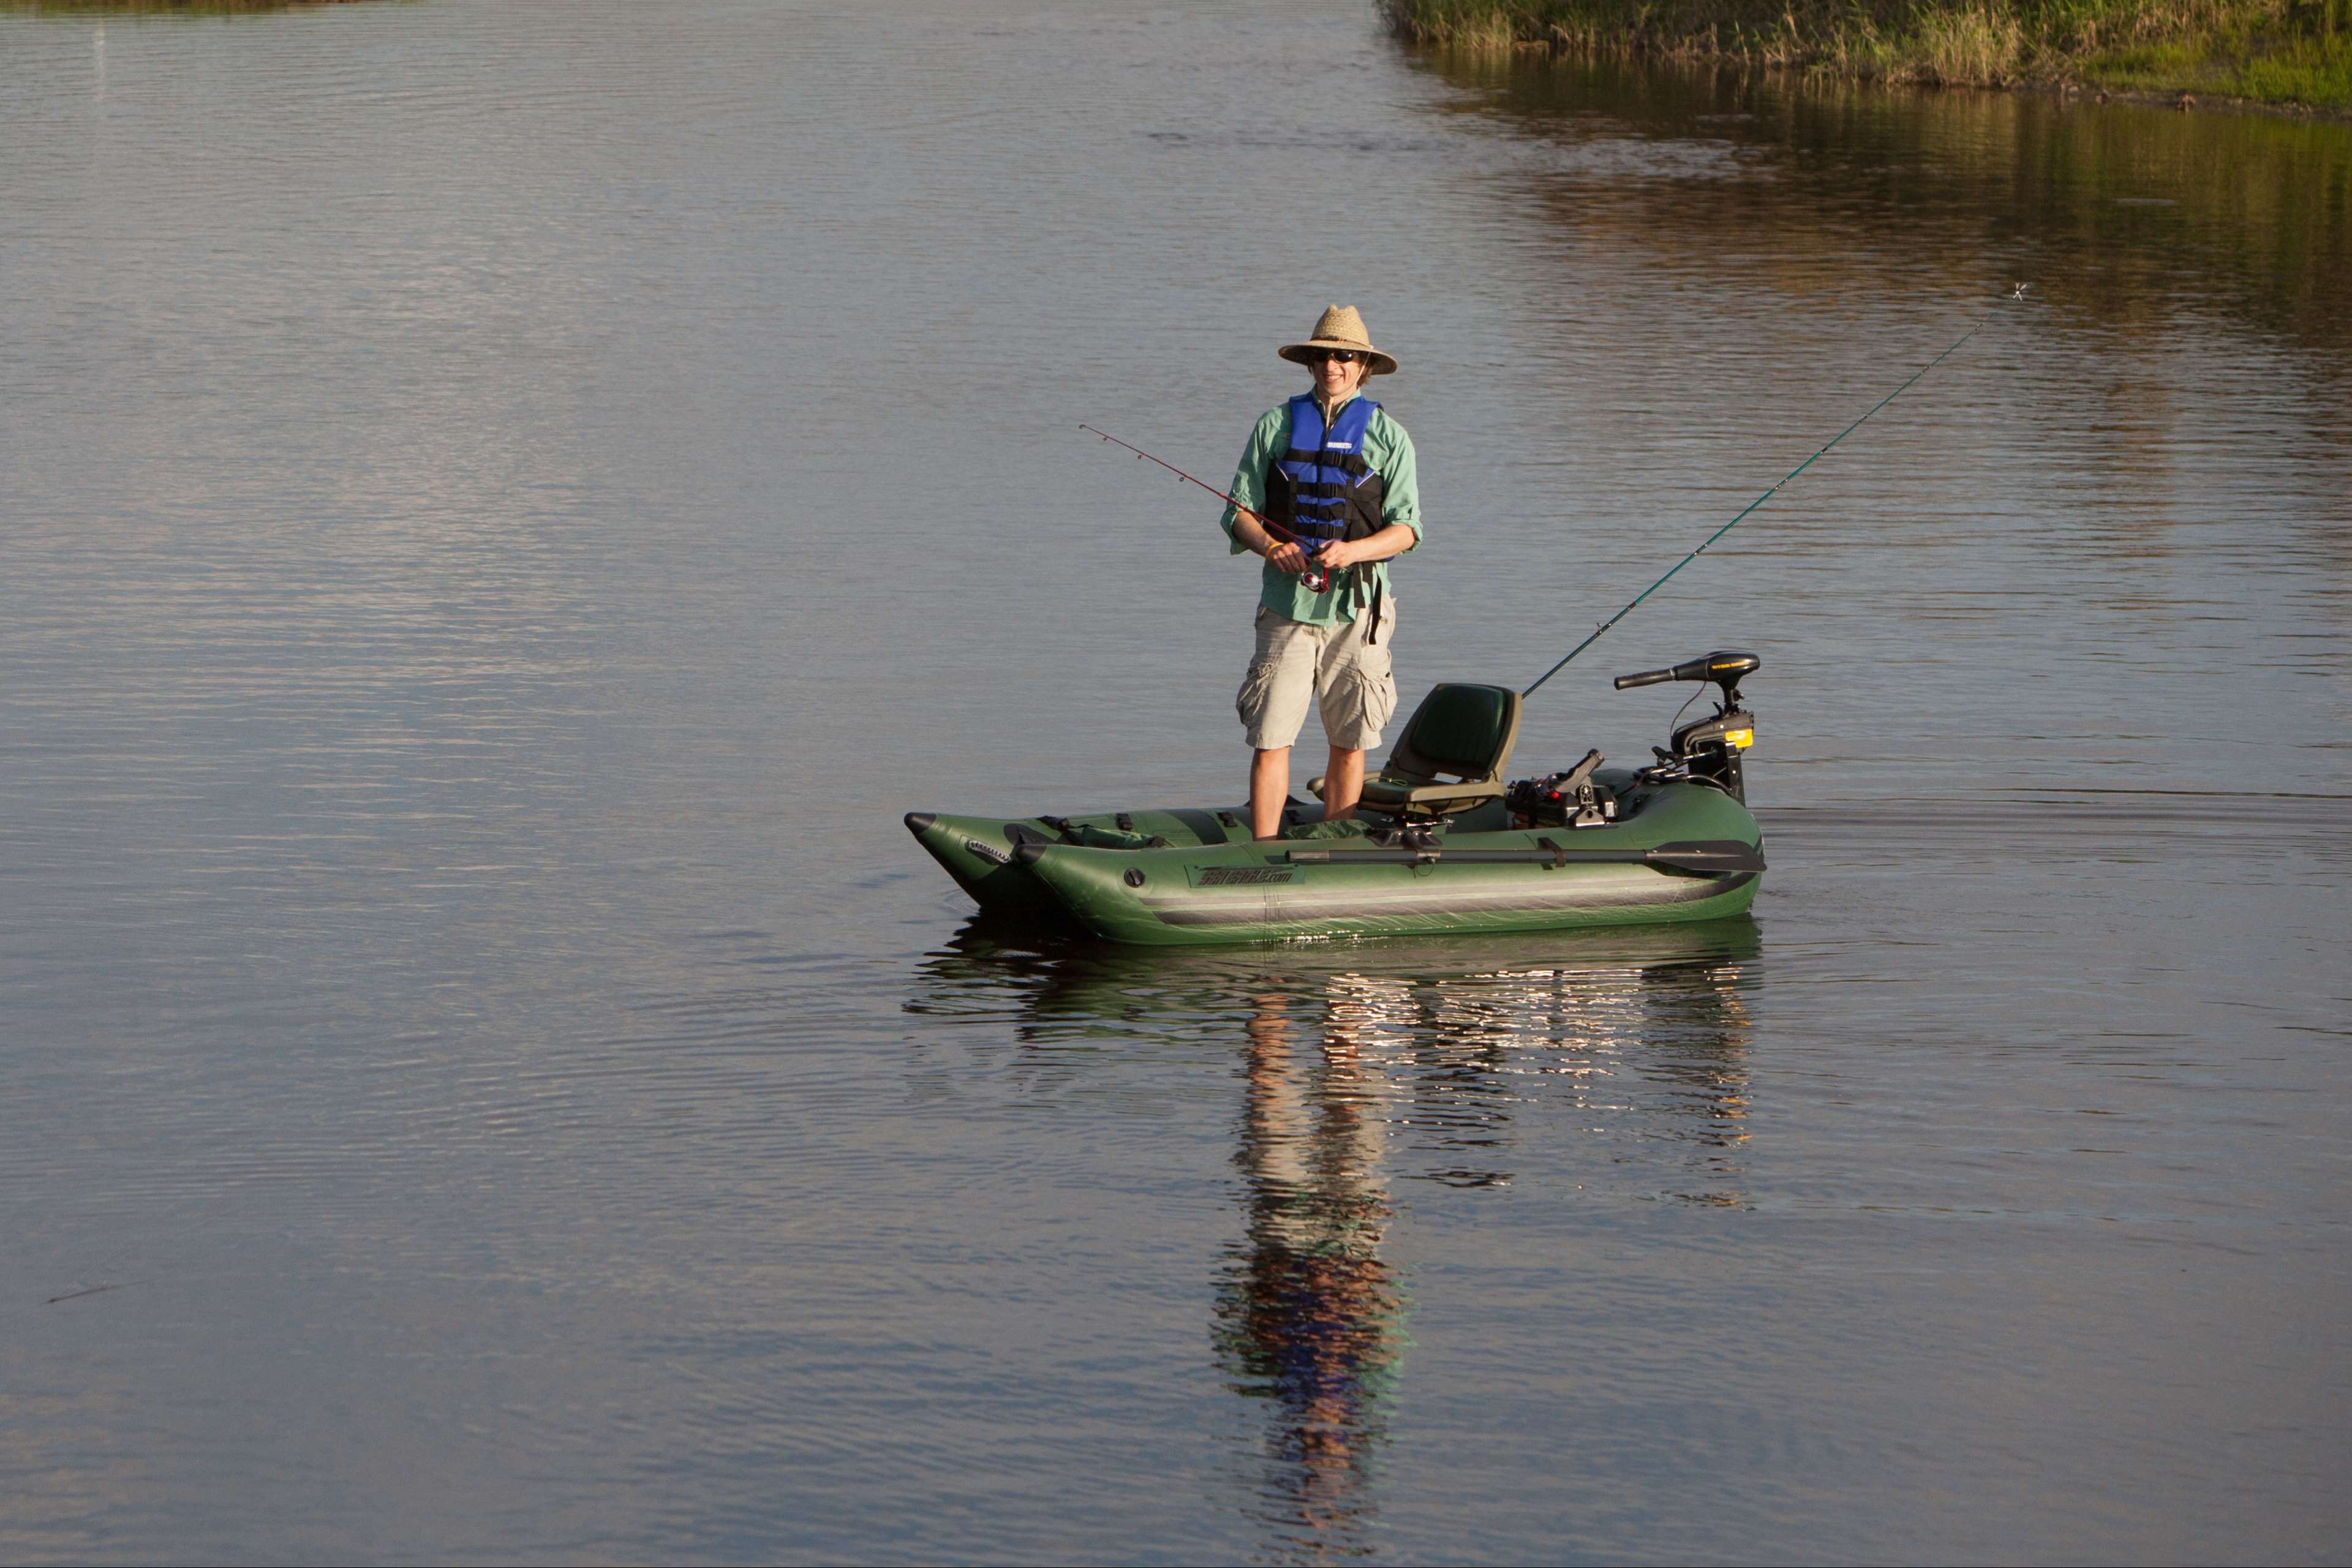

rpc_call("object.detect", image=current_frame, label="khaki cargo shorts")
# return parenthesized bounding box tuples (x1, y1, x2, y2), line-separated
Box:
(1236, 601, 1398, 752)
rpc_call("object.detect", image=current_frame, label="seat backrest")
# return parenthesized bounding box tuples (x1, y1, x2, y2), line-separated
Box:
(1384, 682, 1523, 785)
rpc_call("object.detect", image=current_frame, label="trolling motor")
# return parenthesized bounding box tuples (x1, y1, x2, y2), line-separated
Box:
(1506, 649, 1761, 827)
(1618, 650, 1760, 803)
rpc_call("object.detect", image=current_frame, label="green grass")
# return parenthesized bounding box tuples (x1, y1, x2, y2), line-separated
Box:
(1381, 0, 2352, 109)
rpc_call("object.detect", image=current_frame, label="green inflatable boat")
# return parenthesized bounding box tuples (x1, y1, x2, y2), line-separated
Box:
(905, 651, 1768, 947)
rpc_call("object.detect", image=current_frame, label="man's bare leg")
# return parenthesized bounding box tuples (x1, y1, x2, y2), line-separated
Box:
(1322, 745, 1367, 821)
(1250, 747, 1291, 840)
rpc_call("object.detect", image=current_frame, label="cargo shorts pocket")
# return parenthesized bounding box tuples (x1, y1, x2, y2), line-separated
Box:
(1322, 652, 1396, 753)
(1236, 657, 1280, 732)
(1238, 607, 1316, 750)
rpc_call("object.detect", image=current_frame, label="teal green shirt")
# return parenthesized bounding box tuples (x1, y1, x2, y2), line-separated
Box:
(1218, 395, 1422, 626)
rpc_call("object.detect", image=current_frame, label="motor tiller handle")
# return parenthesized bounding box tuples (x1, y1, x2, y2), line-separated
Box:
(1616, 651, 1760, 691)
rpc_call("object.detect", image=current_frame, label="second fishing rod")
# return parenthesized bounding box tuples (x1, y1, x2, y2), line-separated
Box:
(1525, 287, 2027, 697)
(1084, 285, 2026, 692)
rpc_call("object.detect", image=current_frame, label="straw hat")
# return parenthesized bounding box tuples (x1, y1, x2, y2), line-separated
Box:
(1278, 304, 1398, 377)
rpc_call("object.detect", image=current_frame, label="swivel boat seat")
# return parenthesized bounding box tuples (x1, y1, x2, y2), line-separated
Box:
(1320, 682, 1524, 822)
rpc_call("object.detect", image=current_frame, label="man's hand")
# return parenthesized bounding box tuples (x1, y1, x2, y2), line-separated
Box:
(1318, 524, 1418, 573)
(1236, 507, 1313, 576)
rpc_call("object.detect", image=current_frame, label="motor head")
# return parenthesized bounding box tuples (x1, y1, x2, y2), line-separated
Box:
(1618, 652, 1760, 802)
(1613, 650, 1758, 709)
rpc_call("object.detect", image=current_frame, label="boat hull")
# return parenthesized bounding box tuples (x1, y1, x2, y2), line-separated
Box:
(903, 803, 1267, 918)
(907, 782, 1761, 946)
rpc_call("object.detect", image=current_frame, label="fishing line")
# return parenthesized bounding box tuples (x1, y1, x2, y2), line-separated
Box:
(1520, 285, 2029, 699)
(1079, 422, 1341, 592)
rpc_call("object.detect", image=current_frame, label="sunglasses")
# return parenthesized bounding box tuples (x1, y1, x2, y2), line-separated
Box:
(1306, 349, 1364, 365)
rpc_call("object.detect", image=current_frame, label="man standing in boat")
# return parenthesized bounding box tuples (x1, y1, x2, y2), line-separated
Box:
(1223, 306, 1423, 841)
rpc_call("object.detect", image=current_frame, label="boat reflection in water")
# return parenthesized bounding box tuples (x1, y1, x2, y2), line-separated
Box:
(914, 918, 1760, 1557)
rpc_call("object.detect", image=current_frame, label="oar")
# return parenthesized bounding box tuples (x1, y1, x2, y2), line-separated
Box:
(1286, 839, 1764, 874)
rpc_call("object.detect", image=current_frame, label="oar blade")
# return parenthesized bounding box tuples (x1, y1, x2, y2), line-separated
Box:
(1644, 839, 1766, 874)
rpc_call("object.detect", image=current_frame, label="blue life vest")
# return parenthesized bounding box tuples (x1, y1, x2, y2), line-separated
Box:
(1262, 393, 1387, 550)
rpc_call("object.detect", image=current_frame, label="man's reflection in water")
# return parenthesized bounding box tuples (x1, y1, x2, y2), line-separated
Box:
(1200, 933, 1760, 1555)
(911, 919, 1759, 1555)
(1212, 987, 1404, 1561)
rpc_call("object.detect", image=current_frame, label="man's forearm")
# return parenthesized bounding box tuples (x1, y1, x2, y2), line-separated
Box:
(1326, 522, 1417, 569)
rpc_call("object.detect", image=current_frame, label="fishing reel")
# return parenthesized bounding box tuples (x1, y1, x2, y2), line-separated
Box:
(1616, 650, 1760, 804)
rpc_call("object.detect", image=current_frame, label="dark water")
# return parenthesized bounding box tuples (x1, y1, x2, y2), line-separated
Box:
(3, 2, 2348, 1562)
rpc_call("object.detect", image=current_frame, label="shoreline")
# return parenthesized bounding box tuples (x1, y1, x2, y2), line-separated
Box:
(2029, 76, 2352, 117)
(1381, 0, 2352, 118)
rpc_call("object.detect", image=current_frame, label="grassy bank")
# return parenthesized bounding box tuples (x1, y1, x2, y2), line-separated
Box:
(1381, 0, 2352, 110)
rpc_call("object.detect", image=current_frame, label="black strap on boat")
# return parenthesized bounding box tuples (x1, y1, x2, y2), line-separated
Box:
(1162, 807, 1230, 845)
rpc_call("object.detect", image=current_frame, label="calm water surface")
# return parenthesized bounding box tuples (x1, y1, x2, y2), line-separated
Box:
(2, 2, 2348, 1562)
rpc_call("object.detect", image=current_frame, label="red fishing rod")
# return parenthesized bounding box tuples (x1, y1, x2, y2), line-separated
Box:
(1080, 424, 1336, 594)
